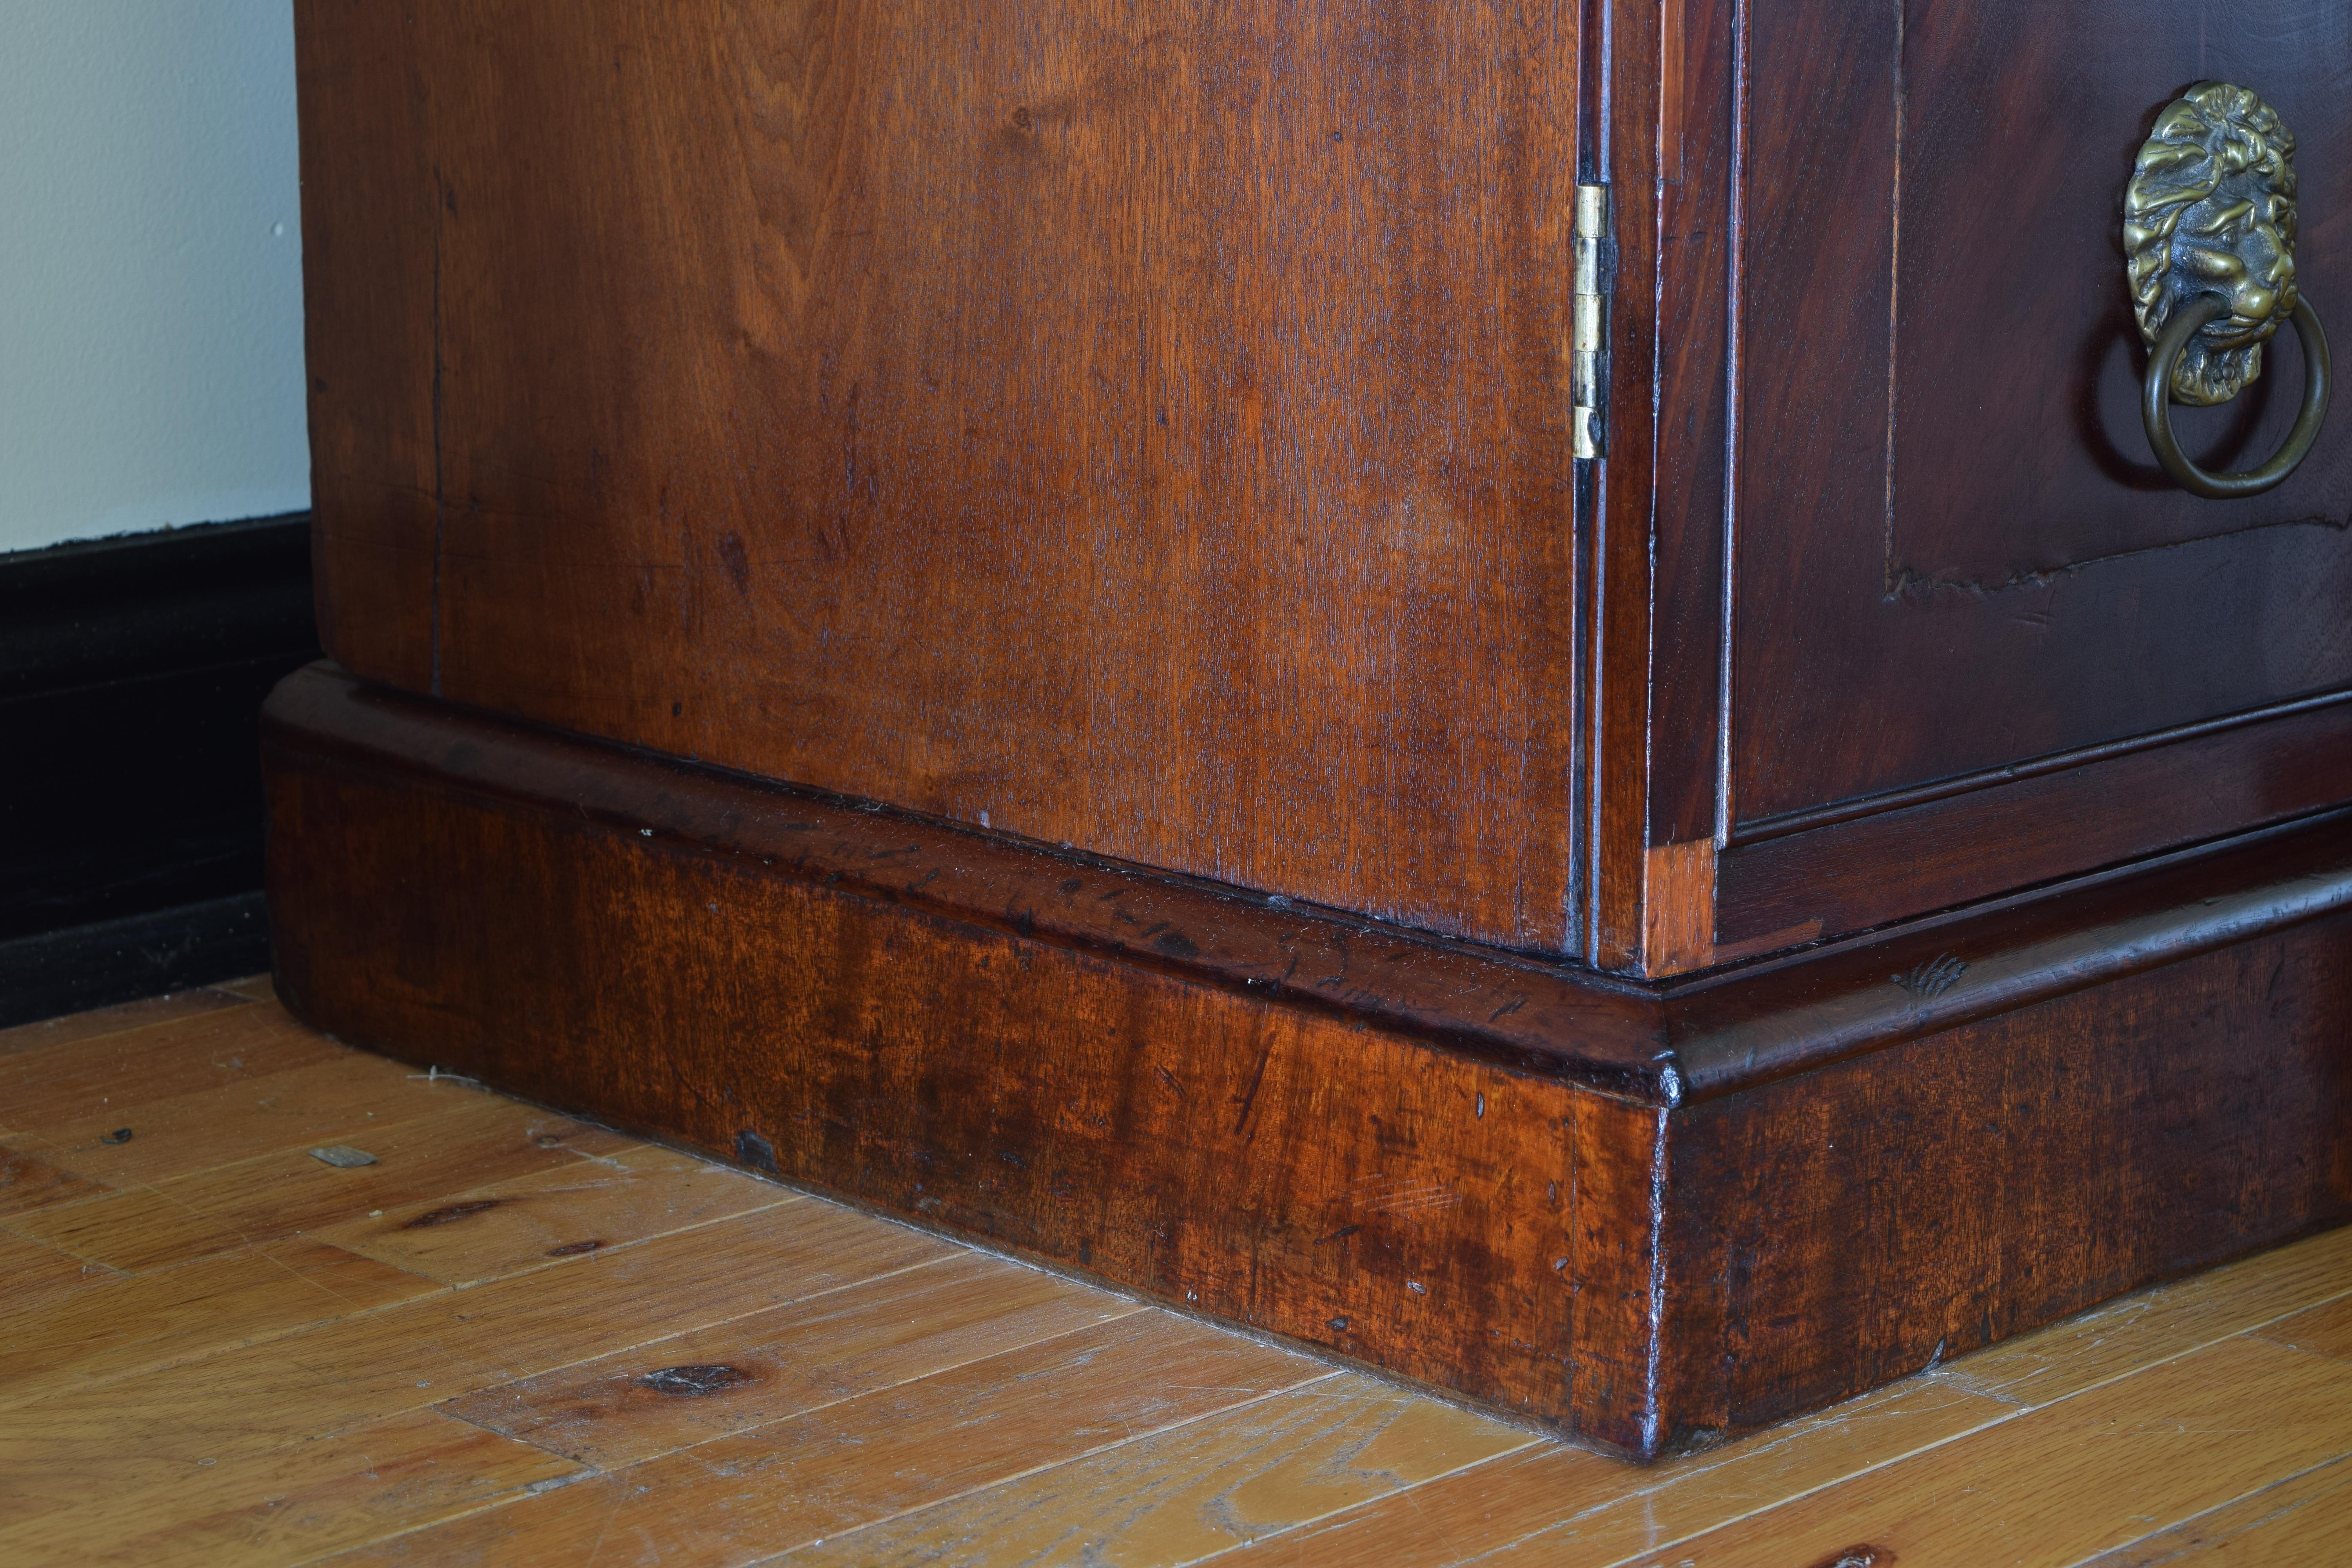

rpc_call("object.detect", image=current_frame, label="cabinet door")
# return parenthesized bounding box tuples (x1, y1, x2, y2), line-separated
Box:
(1716, 0, 2352, 949)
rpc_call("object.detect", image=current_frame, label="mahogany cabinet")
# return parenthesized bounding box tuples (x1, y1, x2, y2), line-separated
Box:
(268, 0, 2352, 1457)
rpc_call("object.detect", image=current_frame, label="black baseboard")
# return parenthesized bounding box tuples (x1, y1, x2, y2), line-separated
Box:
(1, 515, 317, 1024)
(0, 893, 271, 1031)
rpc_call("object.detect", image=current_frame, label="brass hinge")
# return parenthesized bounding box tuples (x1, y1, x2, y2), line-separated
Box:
(1572, 183, 1609, 460)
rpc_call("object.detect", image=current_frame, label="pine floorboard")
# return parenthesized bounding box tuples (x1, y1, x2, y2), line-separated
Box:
(0, 982, 2345, 1566)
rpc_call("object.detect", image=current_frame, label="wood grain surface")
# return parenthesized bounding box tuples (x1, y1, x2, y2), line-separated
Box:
(4, 984, 2347, 1564)
(294, 0, 1584, 953)
(263, 664, 2352, 1456)
(258, 668, 1632, 1450)
(293, 1, 2352, 972)
(441, 1252, 1140, 1470)
(334, 1316, 1330, 1566)
(2076, 1456, 2352, 1567)
(1729, 0, 2352, 829)
(1649, 1336, 2352, 1567)
(1717, 695, 2352, 949)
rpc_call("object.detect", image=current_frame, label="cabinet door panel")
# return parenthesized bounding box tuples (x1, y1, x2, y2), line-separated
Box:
(1733, 0, 2352, 833)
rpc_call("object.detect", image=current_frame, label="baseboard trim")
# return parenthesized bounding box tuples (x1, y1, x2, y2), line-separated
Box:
(0, 892, 270, 1031)
(0, 514, 316, 1023)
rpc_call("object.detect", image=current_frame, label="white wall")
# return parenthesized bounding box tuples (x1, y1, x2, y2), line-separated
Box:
(0, 1, 307, 554)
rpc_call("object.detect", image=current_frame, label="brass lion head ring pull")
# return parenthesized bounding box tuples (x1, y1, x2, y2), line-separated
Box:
(2127, 82, 2332, 499)
(2143, 293, 2329, 499)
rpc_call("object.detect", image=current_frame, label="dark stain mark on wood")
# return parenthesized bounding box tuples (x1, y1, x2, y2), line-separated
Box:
(734, 1128, 778, 1172)
(1152, 929, 1201, 958)
(404, 1198, 502, 1228)
(1891, 953, 1967, 999)
(1231, 1039, 1276, 1137)
(545, 1239, 604, 1257)
(715, 532, 750, 595)
(639, 1363, 756, 1397)
(1316, 1225, 1361, 1245)
(100, 1128, 132, 1145)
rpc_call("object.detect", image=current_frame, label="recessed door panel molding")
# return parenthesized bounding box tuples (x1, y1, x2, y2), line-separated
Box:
(1731, 0, 2352, 838)
(1894, 13, 2352, 585)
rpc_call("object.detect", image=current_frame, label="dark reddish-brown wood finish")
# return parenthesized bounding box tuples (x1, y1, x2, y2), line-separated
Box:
(1668, 937, 2352, 1435)
(281, 0, 2352, 1456)
(265, 667, 1667, 1450)
(1722, 0, 2352, 931)
(1717, 692, 2352, 951)
(263, 667, 2352, 1455)
(296, 1, 2352, 974)
(294, 0, 1585, 954)
(297, 2, 437, 692)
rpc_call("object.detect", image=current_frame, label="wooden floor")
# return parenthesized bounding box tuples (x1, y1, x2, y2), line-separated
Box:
(2, 984, 2348, 1567)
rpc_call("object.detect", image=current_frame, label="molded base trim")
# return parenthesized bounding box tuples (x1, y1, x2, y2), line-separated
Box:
(261, 665, 2352, 1457)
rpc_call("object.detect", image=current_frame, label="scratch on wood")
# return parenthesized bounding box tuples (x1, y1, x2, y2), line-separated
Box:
(1891, 953, 1967, 999)
(1231, 1036, 1276, 1137)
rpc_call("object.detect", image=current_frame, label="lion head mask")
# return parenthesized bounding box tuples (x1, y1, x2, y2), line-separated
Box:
(2123, 82, 2299, 406)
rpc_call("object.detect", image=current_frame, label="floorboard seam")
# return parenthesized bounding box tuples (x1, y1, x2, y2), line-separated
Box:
(0, 992, 261, 1060)
(2058, 1447, 2352, 1568)
(1561, 1291, 2352, 1568)
(432, 1290, 1158, 1469)
(419, 1248, 978, 1443)
(1174, 1434, 1556, 1568)
(735, 1372, 1350, 1566)
(1185, 1276, 2352, 1568)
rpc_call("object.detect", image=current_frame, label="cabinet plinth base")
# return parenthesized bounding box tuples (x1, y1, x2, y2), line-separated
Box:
(261, 665, 2352, 1460)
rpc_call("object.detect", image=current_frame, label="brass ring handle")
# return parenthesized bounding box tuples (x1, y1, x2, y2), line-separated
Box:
(2143, 292, 2332, 500)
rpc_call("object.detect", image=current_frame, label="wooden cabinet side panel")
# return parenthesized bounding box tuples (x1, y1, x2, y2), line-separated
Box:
(293, 1, 441, 691)
(296, 0, 1584, 951)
